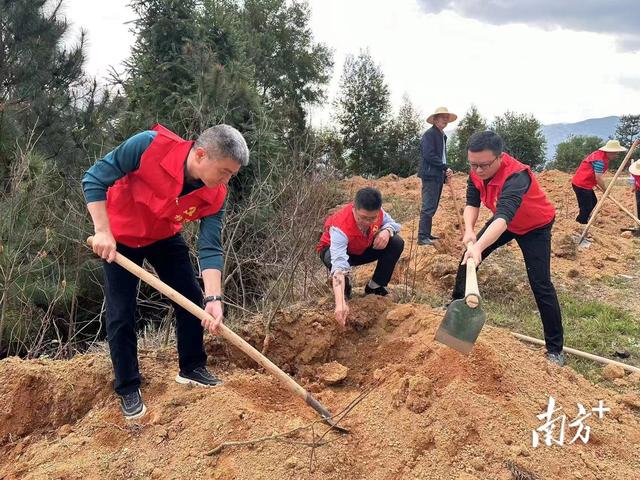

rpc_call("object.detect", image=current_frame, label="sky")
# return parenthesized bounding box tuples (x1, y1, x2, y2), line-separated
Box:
(62, 0, 640, 128)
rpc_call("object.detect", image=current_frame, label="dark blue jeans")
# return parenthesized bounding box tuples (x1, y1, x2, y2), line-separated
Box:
(103, 234, 206, 395)
(418, 178, 444, 240)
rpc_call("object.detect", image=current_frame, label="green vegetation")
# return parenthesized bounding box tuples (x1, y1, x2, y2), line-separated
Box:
(484, 292, 640, 379)
(547, 135, 603, 173)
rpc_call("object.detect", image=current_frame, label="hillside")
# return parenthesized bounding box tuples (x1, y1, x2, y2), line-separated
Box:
(2, 171, 640, 480)
(542, 116, 620, 160)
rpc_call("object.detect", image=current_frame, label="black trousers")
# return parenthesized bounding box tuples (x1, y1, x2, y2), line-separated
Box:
(573, 184, 597, 224)
(418, 178, 444, 240)
(636, 190, 640, 218)
(451, 221, 564, 353)
(103, 233, 206, 395)
(320, 235, 405, 287)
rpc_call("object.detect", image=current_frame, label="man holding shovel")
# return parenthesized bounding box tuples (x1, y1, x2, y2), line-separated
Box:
(450, 131, 565, 366)
(571, 140, 628, 224)
(317, 187, 403, 327)
(82, 124, 249, 419)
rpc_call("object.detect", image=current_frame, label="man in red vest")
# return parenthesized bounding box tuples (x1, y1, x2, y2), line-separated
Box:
(571, 140, 627, 224)
(451, 131, 565, 365)
(83, 124, 249, 419)
(316, 188, 403, 326)
(630, 159, 640, 219)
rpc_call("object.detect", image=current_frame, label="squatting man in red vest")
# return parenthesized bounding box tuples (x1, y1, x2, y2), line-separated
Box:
(452, 131, 565, 366)
(571, 140, 627, 224)
(83, 124, 249, 420)
(316, 187, 404, 326)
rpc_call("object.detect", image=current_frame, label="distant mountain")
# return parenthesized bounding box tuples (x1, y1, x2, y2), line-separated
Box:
(542, 116, 620, 160)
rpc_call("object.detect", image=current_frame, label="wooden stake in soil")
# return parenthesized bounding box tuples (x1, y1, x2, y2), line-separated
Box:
(579, 139, 640, 243)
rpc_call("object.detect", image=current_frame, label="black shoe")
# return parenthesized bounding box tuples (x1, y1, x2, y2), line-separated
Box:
(176, 366, 223, 387)
(545, 352, 566, 367)
(344, 277, 352, 300)
(119, 389, 147, 420)
(417, 238, 434, 246)
(428, 234, 440, 240)
(364, 284, 389, 296)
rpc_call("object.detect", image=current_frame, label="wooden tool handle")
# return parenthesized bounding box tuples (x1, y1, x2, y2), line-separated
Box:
(447, 180, 465, 237)
(464, 242, 480, 308)
(86, 237, 344, 428)
(580, 138, 640, 242)
(512, 332, 640, 374)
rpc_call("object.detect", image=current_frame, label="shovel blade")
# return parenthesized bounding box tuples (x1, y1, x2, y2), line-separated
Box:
(434, 298, 486, 355)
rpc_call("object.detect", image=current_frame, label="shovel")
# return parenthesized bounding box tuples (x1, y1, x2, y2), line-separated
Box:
(87, 237, 349, 433)
(434, 243, 486, 354)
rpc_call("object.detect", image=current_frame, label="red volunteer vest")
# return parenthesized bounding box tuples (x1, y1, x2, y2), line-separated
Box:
(633, 174, 640, 189)
(571, 150, 608, 190)
(106, 124, 227, 247)
(316, 203, 383, 255)
(470, 153, 555, 235)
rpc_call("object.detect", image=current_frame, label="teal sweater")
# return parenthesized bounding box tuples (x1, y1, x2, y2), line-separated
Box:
(82, 131, 225, 271)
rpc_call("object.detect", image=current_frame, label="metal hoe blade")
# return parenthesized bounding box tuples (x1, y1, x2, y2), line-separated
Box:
(434, 297, 486, 355)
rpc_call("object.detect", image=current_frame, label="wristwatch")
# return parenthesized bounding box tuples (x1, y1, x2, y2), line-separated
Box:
(385, 227, 395, 237)
(203, 295, 223, 306)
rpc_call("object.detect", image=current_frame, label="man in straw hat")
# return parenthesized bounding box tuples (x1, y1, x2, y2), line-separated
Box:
(451, 130, 565, 366)
(417, 107, 456, 246)
(630, 159, 640, 218)
(571, 139, 627, 224)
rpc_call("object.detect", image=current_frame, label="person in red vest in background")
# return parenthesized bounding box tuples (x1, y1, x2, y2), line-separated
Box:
(629, 159, 640, 219)
(317, 187, 403, 327)
(571, 140, 627, 224)
(83, 124, 249, 420)
(451, 131, 565, 366)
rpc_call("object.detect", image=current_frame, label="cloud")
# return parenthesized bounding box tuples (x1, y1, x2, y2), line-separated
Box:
(618, 75, 640, 91)
(415, 0, 640, 51)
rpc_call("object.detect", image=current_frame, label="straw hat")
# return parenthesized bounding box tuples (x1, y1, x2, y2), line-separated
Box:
(427, 107, 457, 124)
(598, 139, 627, 153)
(629, 159, 640, 176)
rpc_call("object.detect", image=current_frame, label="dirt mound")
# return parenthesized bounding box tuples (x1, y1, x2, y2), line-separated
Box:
(2, 170, 639, 479)
(343, 171, 639, 299)
(2, 299, 640, 479)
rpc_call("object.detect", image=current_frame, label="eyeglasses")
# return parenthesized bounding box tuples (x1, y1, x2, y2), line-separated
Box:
(354, 210, 379, 223)
(469, 155, 499, 170)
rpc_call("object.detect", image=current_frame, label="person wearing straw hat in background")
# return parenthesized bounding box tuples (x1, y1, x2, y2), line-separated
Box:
(571, 139, 627, 224)
(630, 159, 640, 219)
(417, 107, 457, 246)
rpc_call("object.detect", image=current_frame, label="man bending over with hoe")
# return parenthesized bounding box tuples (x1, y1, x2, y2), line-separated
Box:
(451, 131, 565, 366)
(83, 124, 249, 420)
(571, 140, 627, 224)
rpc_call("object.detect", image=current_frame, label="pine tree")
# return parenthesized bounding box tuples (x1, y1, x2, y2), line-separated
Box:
(613, 114, 640, 169)
(0, 0, 86, 185)
(384, 95, 422, 177)
(449, 105, 487, 171)
(335, 50, 391, 175)
(492, 111, 546, 170)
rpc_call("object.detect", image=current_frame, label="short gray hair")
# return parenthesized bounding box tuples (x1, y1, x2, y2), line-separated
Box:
(195, 124, 250, 166)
